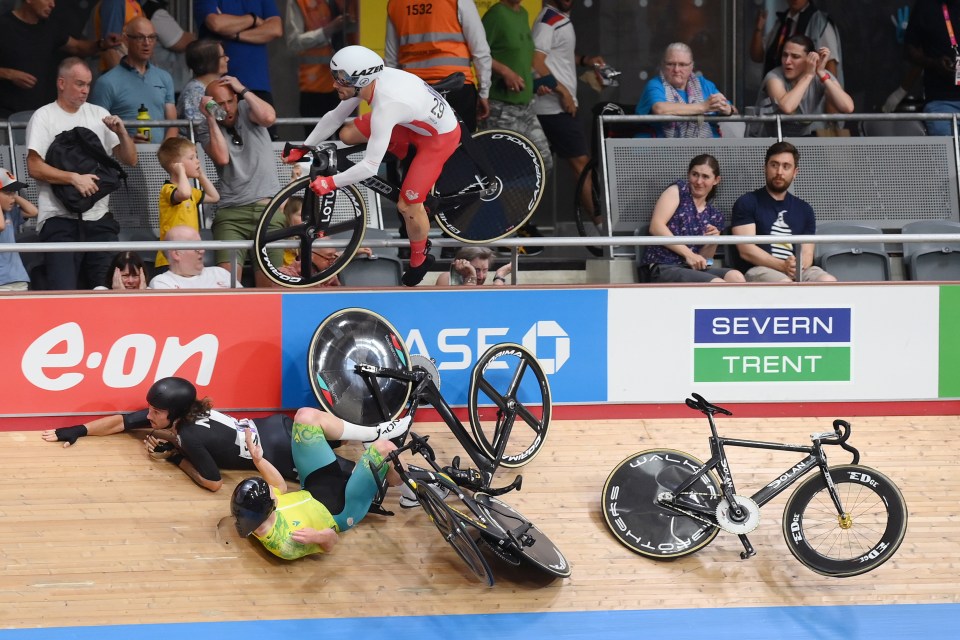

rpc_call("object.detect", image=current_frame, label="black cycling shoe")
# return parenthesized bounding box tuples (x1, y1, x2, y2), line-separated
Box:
(401, 242, 436, 286)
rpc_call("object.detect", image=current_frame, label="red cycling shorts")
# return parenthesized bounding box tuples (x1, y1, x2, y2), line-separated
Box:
(354, 113, 461, 204)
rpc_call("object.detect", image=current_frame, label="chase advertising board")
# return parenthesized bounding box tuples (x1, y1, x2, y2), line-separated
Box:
(281, 289, 607, 409)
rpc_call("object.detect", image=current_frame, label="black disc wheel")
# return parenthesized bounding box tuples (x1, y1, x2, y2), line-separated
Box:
(307, 308, 411, 424)
(433, 129, 545, 243)
(602, 449, 721, 559)
(475, 493, 570, 578)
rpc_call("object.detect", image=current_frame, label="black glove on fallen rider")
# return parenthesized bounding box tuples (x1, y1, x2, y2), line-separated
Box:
(54, 424, 88, 445)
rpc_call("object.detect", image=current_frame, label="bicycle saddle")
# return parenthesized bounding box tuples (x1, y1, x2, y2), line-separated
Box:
(686, 392, 733, 416)
(430, 71, 466, 94)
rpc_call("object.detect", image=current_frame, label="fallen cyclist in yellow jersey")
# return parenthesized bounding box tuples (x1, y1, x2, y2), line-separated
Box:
(231, 415, 407, 560)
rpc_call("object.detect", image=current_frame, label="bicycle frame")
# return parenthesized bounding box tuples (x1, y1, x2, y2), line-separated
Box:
(663, 402, 860, 558)
(355, 361, 521, 493)
(305, 132, 498, 214)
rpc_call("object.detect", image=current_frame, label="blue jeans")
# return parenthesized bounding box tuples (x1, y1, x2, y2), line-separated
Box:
(923, 100, 960, 136)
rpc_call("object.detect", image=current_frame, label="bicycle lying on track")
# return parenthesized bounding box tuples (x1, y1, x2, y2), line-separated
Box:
(602, 393, 907, 577)
(373, 431, 569, 586)
(254, 126, 545, 288)
(307, 308, 568, 585)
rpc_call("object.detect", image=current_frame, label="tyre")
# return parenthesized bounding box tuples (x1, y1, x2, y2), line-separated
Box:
(417, 482, 494, 586)
(602, 449, 720, 559)
(573, 158, 604, 257)
(306, 308, 411, 425)
(782, 465, 908, 577)
(475, 493, 571, 578)
(468, 343, 551, 468)
(433, 129, 545, 243)
(254, 177, 367, 287)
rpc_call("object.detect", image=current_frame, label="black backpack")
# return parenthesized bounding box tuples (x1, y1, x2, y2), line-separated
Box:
(44, 126, 127, 214)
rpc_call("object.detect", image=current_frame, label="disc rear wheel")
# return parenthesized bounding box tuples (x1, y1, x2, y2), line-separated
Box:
(307, 308, 411, 424)
(433, 129, 545, 243)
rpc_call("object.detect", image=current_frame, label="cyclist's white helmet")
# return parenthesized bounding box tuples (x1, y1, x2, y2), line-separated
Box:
(330, 46, 384, 88)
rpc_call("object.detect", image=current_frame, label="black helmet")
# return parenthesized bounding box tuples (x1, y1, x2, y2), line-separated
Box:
(231, 477, 275, 537)
(146, 377, 196, 423)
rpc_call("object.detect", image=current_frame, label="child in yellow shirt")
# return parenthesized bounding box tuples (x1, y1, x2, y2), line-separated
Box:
(155, 138, 219, 269)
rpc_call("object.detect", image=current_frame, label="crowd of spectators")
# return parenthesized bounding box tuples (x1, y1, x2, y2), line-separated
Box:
(0, 1, 952, 290)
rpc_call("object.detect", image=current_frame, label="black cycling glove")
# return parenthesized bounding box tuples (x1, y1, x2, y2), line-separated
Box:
(54, 424, 88, 445)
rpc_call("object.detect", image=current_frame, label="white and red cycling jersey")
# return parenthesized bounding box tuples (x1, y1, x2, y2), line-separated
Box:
(303, 67, 461, 196)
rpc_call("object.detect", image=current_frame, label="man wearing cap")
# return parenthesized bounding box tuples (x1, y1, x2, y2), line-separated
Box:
(0, 169, 38, 291)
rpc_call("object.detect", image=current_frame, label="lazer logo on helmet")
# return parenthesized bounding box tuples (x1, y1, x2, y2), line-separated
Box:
(353, 64, 383, 77)
(21, 322, 219, 391)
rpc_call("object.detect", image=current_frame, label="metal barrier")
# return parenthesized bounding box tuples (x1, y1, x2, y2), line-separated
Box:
(3, 232, 958, 287)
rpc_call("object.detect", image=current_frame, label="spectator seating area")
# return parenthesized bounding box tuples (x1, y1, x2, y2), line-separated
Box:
(6, 116, 960, 284)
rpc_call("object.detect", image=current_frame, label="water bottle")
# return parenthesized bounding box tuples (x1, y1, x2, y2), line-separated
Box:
(136, 104, 151, 142)
(205, 99, 227, 122)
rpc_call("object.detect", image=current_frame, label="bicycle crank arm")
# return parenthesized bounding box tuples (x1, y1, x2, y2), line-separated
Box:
(738, 534, 756, 560)
(486, 474, 523, 496)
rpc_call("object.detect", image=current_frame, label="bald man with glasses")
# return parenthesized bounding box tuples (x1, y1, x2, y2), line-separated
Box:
(89, 16, 177, 142)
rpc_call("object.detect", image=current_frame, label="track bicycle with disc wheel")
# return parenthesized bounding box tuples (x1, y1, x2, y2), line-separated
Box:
(307, 308, 551, 480)
(254, 126, 545, 287)
(370, 431, 569, 586)
(602, 393, 907, 577)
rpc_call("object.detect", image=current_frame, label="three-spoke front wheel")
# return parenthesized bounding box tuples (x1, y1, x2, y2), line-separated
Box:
(253, 177, 367, 287)
(468, 343, 551, 468)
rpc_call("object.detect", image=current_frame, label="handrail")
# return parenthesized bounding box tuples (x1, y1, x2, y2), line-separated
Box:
(1, 233, 954, 254)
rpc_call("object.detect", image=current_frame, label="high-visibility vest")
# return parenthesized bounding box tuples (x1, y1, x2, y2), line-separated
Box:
(295, 0, 336, 93)
(387, 0, 476, 86)
(94, 0, 145, 72)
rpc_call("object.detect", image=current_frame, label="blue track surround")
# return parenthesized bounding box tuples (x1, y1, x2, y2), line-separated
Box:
(3, 604, 957, 640)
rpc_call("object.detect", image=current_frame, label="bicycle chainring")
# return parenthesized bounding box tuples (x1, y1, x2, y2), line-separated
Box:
(715, 495, 761, 535)
(410, 354, 441, 391)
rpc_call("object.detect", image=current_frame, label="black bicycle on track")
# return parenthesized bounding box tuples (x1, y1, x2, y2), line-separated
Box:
(602, 393, 907, 577)
(372, 431, 570, 586)
(254, 126, 545, 288)
(306, 307, 566, 585)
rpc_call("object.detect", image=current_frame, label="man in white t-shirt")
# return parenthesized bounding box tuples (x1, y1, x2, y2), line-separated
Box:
(531, 0, 605, 225)
(149, 225, 240, 289)
(25, 56, 137, 290)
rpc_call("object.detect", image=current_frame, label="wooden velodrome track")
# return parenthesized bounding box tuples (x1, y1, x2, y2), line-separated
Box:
(1, 413, 959, 638)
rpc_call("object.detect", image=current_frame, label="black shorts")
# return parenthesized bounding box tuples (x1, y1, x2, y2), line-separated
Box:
(537, 112, 589, 159)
